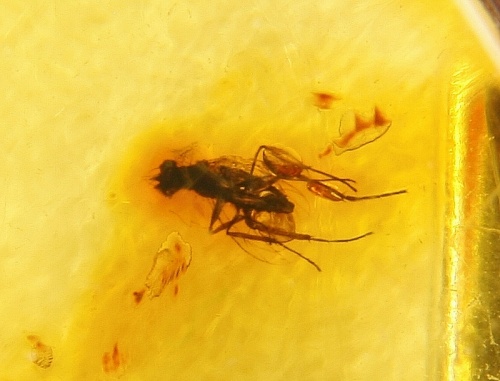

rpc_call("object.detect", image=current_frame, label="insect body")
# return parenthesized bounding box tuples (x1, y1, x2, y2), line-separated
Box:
(154, 146, 406, 271)
(155, 159, 293, 228)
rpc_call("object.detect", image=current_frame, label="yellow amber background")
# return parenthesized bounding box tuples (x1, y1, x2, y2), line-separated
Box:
(0, 1, 497, 380)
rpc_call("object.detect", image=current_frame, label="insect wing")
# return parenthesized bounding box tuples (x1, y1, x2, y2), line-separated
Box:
(224, 210, 304, 267)
(207, 155, 272, 179)
(261, 146, 305, 179)
(206, 156, 253, 173)
(251, 211, 296, 243)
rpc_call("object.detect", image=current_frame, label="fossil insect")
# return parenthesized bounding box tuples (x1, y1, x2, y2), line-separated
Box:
(154, 145, 406, 271)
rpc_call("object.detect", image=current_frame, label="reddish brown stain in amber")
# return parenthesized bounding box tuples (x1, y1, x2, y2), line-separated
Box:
(320, 106, 392, 157)
(373, 105, 391, 126)
(336, 113, 373, 147)
(108, 125, 213, 226)
(133, 289, 145, 304)
(318, 144, 333, 158)
(312, 92, 340, 109)
(102, 343, 124, 374)
(175, 242, 182, 253)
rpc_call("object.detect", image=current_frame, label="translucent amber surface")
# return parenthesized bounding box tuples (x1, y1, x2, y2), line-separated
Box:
(0, 1, 498, 379)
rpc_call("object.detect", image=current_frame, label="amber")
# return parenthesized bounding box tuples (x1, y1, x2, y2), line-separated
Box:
(1, 1, 498, 379)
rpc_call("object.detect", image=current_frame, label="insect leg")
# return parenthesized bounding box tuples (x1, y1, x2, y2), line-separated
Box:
(307, 180, 407, 202)
(224, 228, 322, 271)
(210, 214, 244, 235)
(244, 212, 373, 243)
(256, 145, 358, 191)
(250, 145, 267, 175)
(208, 198, 226, 231)
(223, 211, 372, 271)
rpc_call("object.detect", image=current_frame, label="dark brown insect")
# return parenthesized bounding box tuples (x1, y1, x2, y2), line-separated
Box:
(154, 145, 406, 271)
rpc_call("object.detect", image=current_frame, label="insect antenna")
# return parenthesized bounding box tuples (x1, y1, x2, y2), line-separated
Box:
(340, 189, 407, 201)
(306, 180, 407, 202)
(305, 231, 373, 243)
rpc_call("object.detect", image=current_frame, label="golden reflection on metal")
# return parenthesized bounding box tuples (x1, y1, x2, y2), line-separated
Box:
(443, 65, 500, 380)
